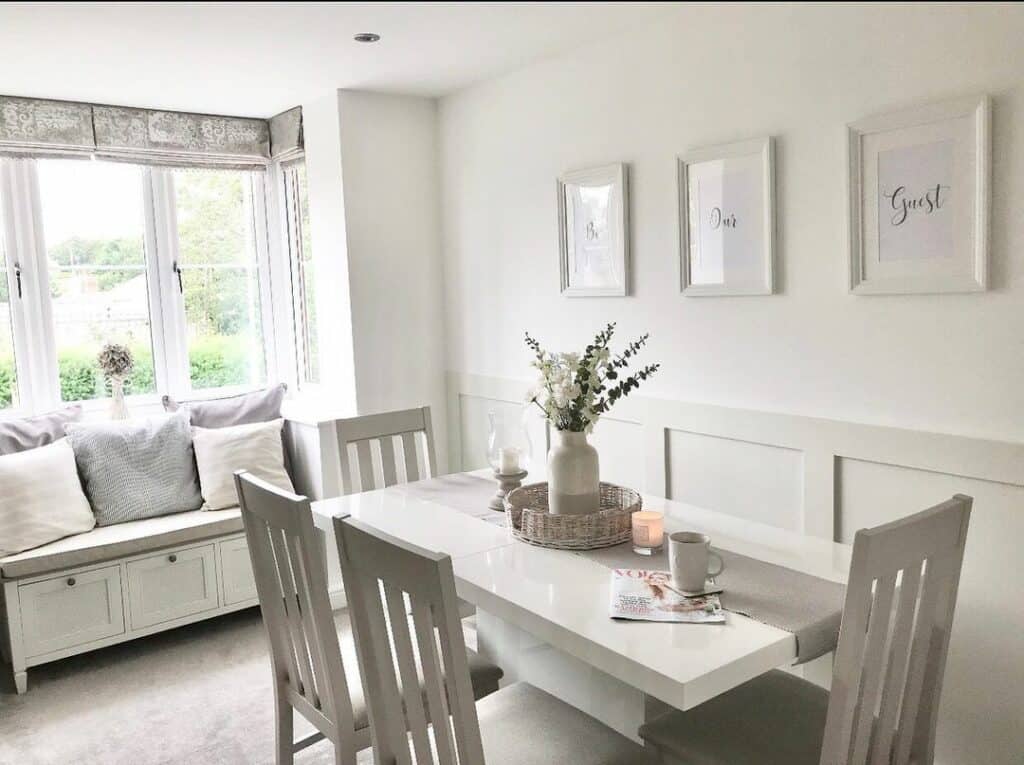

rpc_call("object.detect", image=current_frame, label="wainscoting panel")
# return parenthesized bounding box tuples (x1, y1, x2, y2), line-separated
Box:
(666, 430, 804, 531)
(447, 372, 1024, 765)
(589, 417, 645, 490)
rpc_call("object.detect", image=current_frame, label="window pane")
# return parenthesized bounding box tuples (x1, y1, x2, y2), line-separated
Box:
(174, 168, 266, 390)
(289, 164, 318, 384)
(0, 214, 17, 410)
(36, 159, 156, 402)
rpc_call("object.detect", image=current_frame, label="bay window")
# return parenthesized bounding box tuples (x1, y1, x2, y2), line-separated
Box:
(0, 154, 310, 415)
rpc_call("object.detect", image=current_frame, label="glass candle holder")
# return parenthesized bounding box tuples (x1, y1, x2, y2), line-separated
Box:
(486, 408, 533, 476)
(486, 408, 533, 511)
(631, 511, 664, 555)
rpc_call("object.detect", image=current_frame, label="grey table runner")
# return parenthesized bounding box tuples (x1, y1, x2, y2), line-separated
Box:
(397, 474, 845, 663)
(396, 473, 507, 524)
(583, 543, 845, 663)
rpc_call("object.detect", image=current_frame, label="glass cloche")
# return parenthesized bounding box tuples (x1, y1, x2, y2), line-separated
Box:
(486, 407, 533, 475)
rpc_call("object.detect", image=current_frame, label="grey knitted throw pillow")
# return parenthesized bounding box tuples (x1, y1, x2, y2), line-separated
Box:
(65, 411, 204, 526)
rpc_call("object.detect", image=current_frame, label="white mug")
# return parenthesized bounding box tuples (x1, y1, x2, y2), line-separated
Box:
(669, 531, 725, 594)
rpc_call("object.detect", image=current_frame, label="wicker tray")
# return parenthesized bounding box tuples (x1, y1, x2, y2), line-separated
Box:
(505, 482, 642, 550)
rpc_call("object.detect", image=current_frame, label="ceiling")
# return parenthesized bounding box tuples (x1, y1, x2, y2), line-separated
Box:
(0, 2, 675, 117)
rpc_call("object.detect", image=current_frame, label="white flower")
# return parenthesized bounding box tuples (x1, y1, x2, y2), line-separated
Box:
(558, 352, 580, 369)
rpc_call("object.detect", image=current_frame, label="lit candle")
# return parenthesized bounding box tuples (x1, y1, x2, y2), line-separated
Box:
(498, 446, 521, 474)
(631, 511, 664, 554)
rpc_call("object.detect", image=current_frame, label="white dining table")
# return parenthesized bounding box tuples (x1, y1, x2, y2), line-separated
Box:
(311, 471, 852, 742)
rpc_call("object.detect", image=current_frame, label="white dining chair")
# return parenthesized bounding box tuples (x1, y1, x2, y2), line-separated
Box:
(335, 406, 437, 494)
(335, 404, 477, 620)
(234, 471, 503, 765)
(334, 512, 660, 765)
(639, 494, 973, 765)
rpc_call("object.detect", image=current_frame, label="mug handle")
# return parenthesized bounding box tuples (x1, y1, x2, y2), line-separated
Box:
(707, 551, 725, 580)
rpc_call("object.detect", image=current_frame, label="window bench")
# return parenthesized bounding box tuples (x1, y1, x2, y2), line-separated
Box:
(0, 411, 347, 694)
(0, 509, 257, 694)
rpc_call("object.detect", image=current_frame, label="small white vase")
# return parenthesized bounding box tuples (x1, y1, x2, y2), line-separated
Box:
(109, 378, 130, 421)
(547, 430, 599, 515)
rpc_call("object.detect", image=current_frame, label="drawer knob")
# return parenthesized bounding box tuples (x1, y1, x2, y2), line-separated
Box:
(168, 554, 178, 563)
(66, 577, 76, 587)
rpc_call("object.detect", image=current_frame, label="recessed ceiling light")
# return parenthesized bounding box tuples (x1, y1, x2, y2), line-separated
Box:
(354, 32, 381, 43)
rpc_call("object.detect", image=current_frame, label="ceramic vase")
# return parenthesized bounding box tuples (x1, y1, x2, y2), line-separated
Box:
(547, 430, 599, 515)
(109, 378, 130, 421)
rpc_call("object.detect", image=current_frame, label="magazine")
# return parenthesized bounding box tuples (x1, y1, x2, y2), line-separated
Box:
(609, 569, 726, 623)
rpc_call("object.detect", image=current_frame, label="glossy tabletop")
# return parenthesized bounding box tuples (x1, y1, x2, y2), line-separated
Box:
(312, 471, 851, 711)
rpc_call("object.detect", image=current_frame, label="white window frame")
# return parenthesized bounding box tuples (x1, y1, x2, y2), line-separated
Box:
(278, 159, 318, 391)
(0, 156, 298, 417)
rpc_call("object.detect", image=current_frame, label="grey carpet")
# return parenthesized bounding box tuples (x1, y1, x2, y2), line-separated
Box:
(0, 608, 380, 765)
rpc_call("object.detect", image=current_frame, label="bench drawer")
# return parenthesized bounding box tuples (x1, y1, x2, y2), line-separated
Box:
(20, 565, 125, 658)
(219, 536, 257, 606)
(127, 544, 218, 630)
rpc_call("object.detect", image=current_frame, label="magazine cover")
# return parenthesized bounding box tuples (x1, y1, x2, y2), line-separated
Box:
(609, 569, 726, 623)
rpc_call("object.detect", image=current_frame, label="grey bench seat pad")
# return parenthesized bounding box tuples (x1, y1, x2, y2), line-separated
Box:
(0, 508, 243, 579)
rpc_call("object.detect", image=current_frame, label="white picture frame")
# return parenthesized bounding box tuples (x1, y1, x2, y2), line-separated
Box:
(847, 95, 990, 295)
(678, 137, 775, 297)
(557, 163, 629, 297)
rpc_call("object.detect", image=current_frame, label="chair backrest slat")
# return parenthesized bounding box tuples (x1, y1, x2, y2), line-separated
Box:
(894, 552, 955, 765)
(334, 406, 435, 494)
(234, 471, 360, 765)
(401, 431, 421, 483)
(337, 527, 410, 765)
(848, 573, 897, 764)
(355, 439, 375, 493)
(267, 526, 320, 709)
(820, 494, 971, 765)
(869, 560, 922, 764)
(379, 436, 399, 488)
(240, 504, 303, 692)
(412, 600, 457, 765)
(335, 514, 485, 765)
(435, 585, 486, 765)
(383, 583, 434, 764)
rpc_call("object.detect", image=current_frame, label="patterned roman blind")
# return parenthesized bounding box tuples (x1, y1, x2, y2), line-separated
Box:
(0, 96, 303, 170)
(0, 97, 95, 158)
(269, 106, 303, 163)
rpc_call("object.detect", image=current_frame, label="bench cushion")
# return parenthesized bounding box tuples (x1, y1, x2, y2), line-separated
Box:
(0, 508, 243, 580)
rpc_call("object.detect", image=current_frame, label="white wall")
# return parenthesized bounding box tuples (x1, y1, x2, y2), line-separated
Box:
(301, 91, 358, 410)
(438, 5, 1024, 764)
(439, 3, 1024, 443)
(303, 90, 449, 467)
(337, 90, 448, 467)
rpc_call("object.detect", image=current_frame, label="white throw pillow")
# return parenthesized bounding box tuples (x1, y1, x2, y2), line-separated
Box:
(192, 418, 295, 510)
(0, 439, 96, 557)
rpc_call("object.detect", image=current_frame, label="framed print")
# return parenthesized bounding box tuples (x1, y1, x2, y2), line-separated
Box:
(848, 95, 990, 294)
(557, 163, 629, 297)
(678, 137, 775, 296)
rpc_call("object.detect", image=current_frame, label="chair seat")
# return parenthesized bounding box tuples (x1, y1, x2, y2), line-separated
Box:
(639, 670, 829, 765)
(478, 682, 659, 765)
